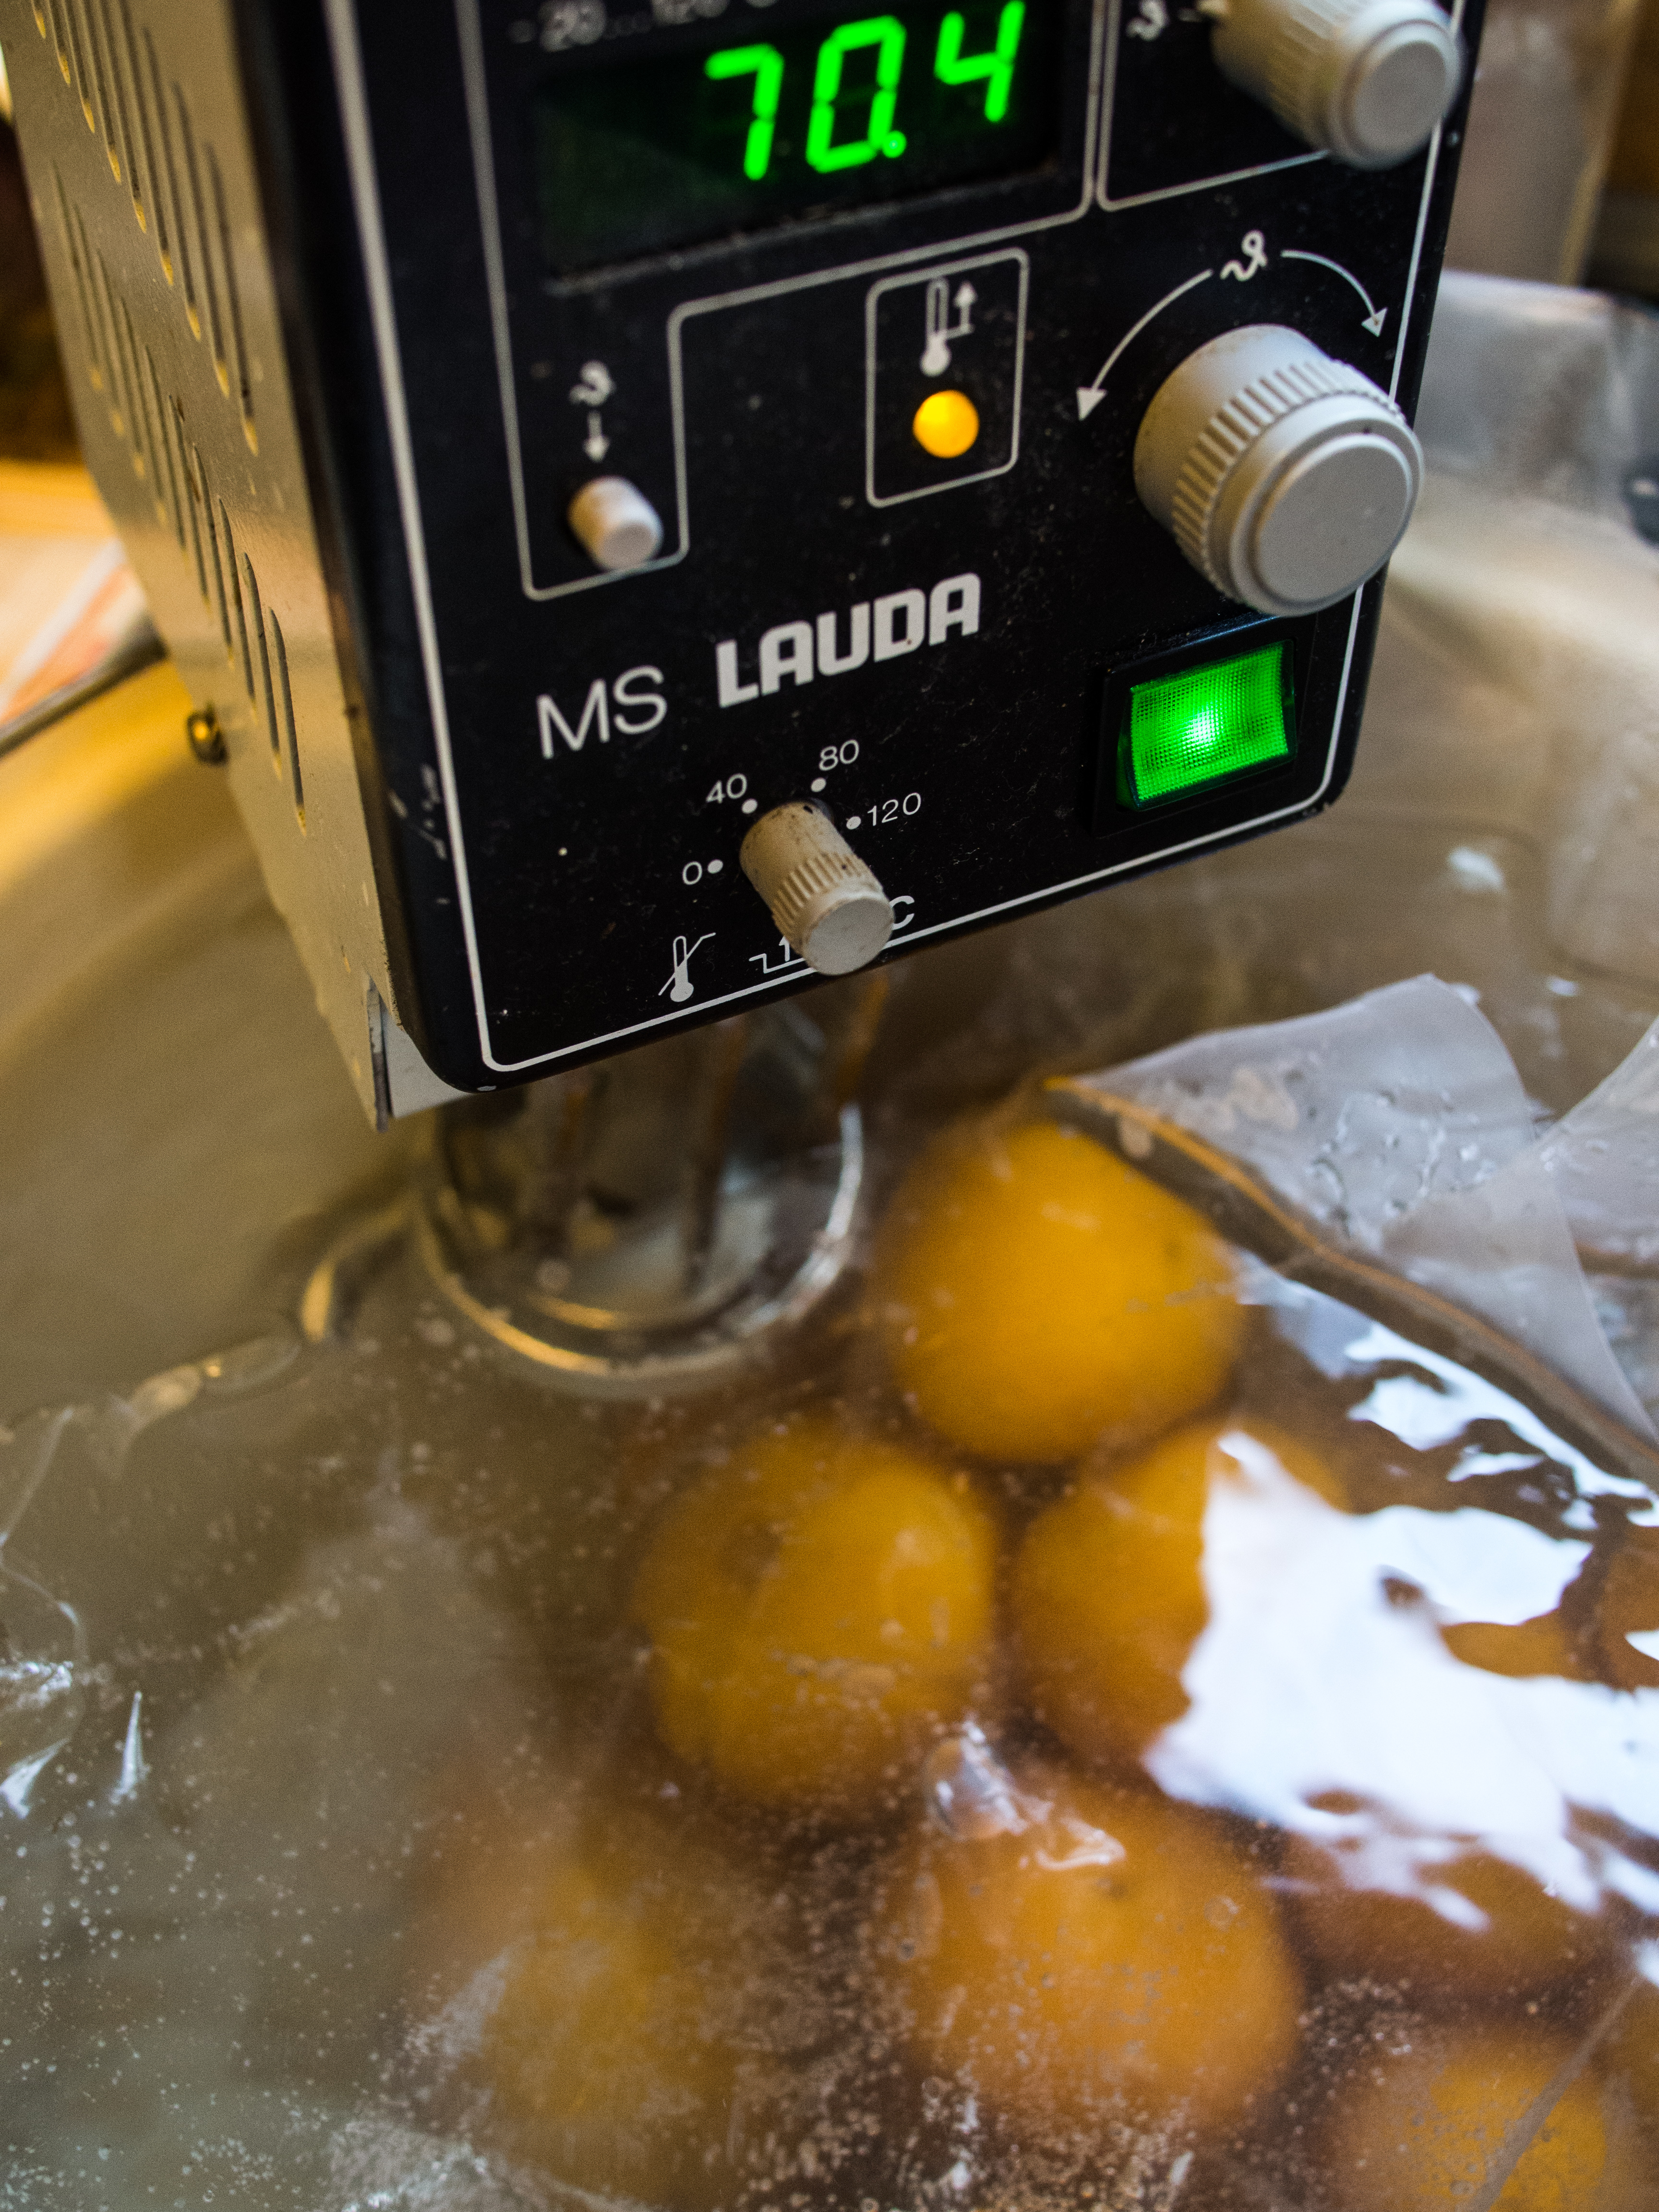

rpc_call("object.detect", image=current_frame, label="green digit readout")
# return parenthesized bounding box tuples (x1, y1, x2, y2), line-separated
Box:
(806, 16, 908, 171)
(935, 2, 1025, 122)
(700, 2, 1028, 186)
(533, 1, 1059, 274)
(704, 44, 785, 180)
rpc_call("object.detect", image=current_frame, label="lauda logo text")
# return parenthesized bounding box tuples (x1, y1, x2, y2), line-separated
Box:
(715, 572, 981, 708)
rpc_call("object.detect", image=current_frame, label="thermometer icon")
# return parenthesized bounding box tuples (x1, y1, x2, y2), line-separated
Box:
(661, 933, 714, 1003)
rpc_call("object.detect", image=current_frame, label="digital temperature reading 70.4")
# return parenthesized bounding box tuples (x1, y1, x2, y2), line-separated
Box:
(532, 0, 1061, 273)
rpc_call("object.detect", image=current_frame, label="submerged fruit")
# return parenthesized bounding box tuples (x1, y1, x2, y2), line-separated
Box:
(873, 1118, 1245, 1463)
(1603, 1978, 1659, 2144)
(1285, 1831, 1607, 2003)
(869, 1765, 1300, 2139)
(416, 1803, 800, 2207)
(1595, 1527, 1659, 1689)
(1013, 1416, 1343, 1764)
(1318, 2025, 1611, 2212)
(1439, 1610, 1594, 1680)
(631, 1414, 997, 1815)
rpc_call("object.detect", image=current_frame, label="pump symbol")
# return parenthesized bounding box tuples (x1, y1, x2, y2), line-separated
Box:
(570, 359, 615, 462)
(921, 278, 977, 376)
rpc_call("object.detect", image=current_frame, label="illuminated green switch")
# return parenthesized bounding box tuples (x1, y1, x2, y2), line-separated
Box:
(1122, 641, 1293, 806)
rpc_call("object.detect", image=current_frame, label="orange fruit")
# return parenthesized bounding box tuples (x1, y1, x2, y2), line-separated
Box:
(1013, 1417, 1343, 1764)
(871, 1118, 1244, 1463)
(631, 1414, 997, 1815)
(414, 1803, 796, 2206)
(1440, 1611, 1595, 1680)
(1285, 1831, 1607, 2002)
(1318, 2025, 1611, 2212)
(1595, 1527, 1659, 1689)
(1602, 1978, 1659, 2141)
(868, 1766, 1300, 2139)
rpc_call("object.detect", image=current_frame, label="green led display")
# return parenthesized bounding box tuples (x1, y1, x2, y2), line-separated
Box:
(532, 0, 1061, 275)
(1123, 642, 1293, 807)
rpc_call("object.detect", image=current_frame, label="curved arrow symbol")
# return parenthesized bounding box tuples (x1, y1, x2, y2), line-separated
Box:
(1281, 248, 1389, 336)
(1076, 268, 1213, 421)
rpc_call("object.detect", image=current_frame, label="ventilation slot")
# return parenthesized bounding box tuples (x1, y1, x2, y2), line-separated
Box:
(40, 5, 255, 436)
(206, 148, 255, 450)
(40, 0, 73, 90)
(108, 281, 148, 477)
(270, 612, 303, 824)
(139, 27, 179, 289)
(164, 73, 203, 337)
(144, 344, 181, 540)
(96, 0, 144, 223)
(219, 501, 252, 696)
(175, 399, 205, 595)
(95, 350, 308, 835)
(194, 446, 232, 658)
(114, 0, 159, 240)
(242, 553, 276, 754)
(75, 0, 122, 181)
(90, 247, 130, 439)
(172, 83, 226, 391)
(72, 204, 111, 399)
(61, 0, 97, 132)
(116, 294, 156, 490)
(52, 167, 105, 394)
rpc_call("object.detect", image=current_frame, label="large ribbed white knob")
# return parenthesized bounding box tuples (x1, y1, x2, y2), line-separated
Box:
(1134, 324, 1423, 616)
(1211, 0, 1461, 167)
(740, 804, 894, 977)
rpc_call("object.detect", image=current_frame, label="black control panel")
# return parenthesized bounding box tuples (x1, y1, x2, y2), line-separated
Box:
(257, 0, 1480, 1091)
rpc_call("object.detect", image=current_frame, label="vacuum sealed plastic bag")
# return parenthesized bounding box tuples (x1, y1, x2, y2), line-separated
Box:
(4, 982, 1659, 2211)
(1097, 970, 1656, 1434)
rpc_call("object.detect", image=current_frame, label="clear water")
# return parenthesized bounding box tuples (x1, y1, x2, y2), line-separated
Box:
(3, 1166, 1658, 2211)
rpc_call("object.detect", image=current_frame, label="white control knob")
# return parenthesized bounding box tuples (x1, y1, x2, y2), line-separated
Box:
(567, 476, 663, 571)
(740, 804, 895, 977)
(1211, 0, 1461, 167)
(1134, 324, 1423, 616)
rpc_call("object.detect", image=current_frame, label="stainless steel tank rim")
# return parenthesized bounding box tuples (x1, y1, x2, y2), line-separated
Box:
(297, 1199, 416, 1348)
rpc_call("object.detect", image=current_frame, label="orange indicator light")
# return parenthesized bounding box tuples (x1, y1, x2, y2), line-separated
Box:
(912, 389, 980, 459)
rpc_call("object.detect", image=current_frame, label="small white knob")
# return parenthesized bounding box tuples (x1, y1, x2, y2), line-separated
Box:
(1134, 324, 1423, 616)
(740, 804, 894, 977)
(1212, 0, 1461, 167)
(567, 477, 663, 571)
